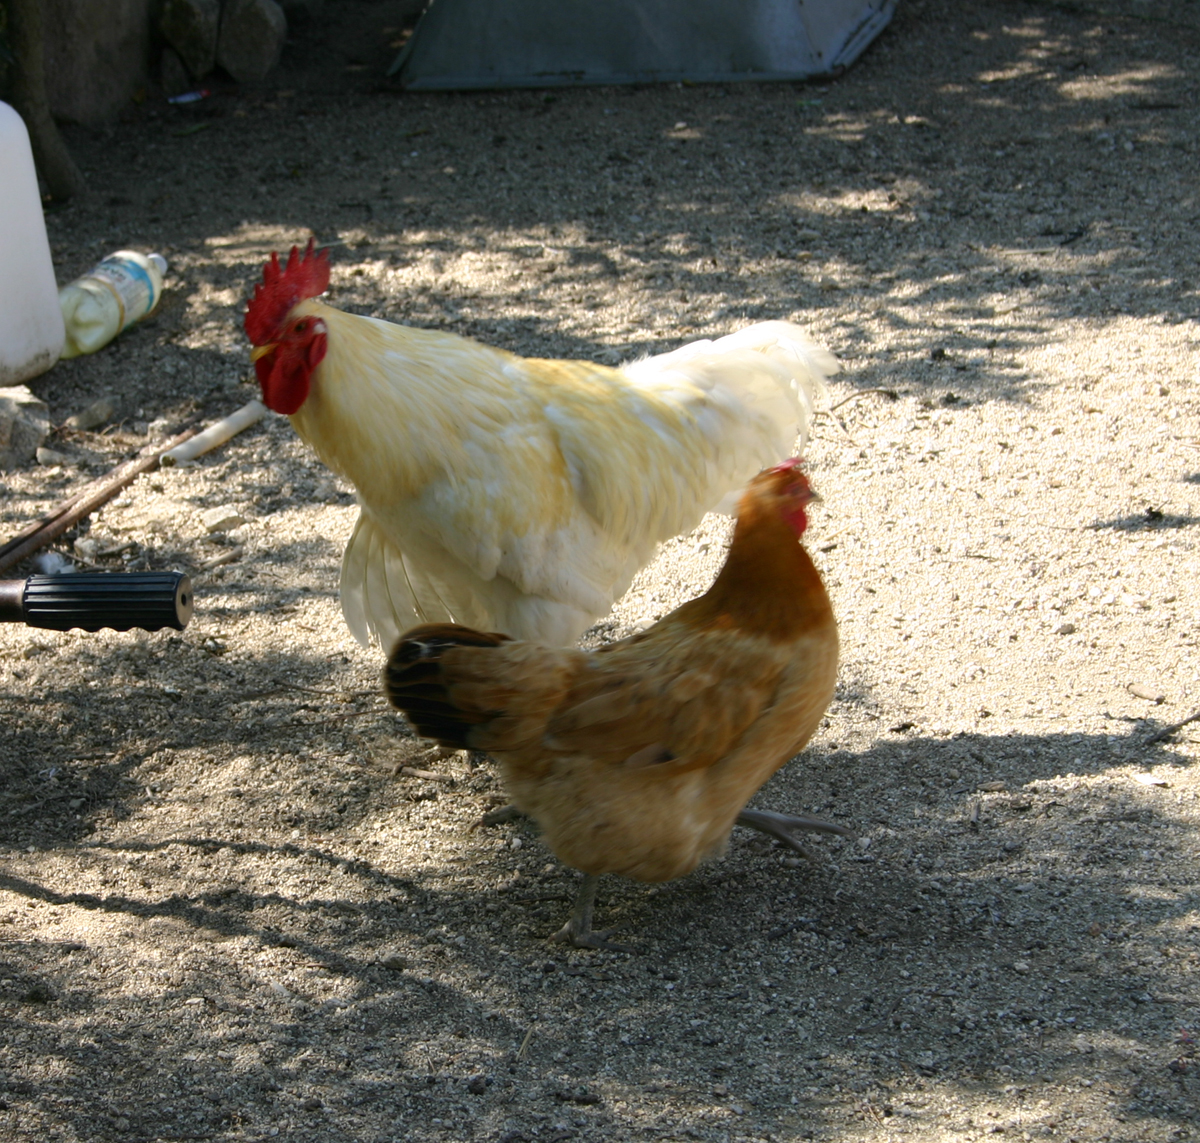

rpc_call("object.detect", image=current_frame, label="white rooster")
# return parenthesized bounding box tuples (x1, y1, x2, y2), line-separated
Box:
(245, 241, 837, 649)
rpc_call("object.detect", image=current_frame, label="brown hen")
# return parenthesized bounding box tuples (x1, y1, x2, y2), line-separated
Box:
(384, 459, 845, 948)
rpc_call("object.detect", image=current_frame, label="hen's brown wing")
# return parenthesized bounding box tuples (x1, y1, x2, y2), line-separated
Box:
(540, 622, 798, 775)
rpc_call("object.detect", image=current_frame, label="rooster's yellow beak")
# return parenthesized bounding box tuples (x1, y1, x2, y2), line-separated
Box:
(250, 343, 277, 362)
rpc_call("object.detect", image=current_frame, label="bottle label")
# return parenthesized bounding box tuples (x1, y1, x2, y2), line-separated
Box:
(89, 256, 160, 333)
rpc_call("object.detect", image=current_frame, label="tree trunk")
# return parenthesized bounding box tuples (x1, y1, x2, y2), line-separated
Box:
(5, 0, 84, 200)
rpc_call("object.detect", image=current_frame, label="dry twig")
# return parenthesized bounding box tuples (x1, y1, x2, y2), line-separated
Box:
(0, 426, 198, 576)
(1144, 709, 1200, 746)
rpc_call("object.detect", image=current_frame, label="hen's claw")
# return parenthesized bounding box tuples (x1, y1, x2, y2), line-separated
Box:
(478, 803, 524, 828)
(737, 807, 854, 860)
(548, 873, 634, 953)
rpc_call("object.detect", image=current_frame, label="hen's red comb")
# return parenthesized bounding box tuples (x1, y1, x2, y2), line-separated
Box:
(244, 238, 330, 346)
(768, 457, 805, 475)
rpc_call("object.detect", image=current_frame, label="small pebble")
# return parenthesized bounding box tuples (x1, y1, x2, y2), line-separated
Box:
(65, 396, 116, 431)
(202, 505, 247, 533)
(378, 952, 408, 971)
(1133, 773, 1168, 787)
(1126, 682, 1164, 703)
(35, 446, 70, 466)
(1052, 621, 1076, 635)
(980, 781, 1006, 792)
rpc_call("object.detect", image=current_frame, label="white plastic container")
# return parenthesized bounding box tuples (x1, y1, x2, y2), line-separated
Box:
(59, 250, 169, 358)
(0, 101, 66, 384)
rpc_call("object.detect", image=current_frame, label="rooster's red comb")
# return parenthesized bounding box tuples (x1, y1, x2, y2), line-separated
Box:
(244, 238, 330, 346)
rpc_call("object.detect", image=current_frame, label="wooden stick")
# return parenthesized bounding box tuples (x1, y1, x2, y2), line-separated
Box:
(1144, 709, 1200, 746)
(397, 766, 455, 783)
(828, 387, 900, 413)
(0, 426, 196, 576)
(158, 400, 267, 467)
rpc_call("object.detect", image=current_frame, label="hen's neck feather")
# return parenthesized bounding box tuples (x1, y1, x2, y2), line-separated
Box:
(678, 493, 832, 641)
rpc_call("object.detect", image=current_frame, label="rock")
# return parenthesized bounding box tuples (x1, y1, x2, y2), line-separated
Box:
(202, 505, 247, 533)
(1127, 682, 1165, 703)
(279, 0, 324, 26)
(0, 386, 51, 470)
(1052, 621, 1076, 635)
(217, 0, 287, 84)
(1133, 773, 1169, 787)
(41, 0, 156, 126)
(378, 951, 408, 971)
(64, 396, 116, 431)
(160, 0, 221, 78)
(36, 446, 71, 466)
(160, 46, 194, 98)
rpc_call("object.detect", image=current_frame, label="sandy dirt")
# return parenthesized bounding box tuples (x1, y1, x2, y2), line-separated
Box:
(2, 1, 1200, 1141)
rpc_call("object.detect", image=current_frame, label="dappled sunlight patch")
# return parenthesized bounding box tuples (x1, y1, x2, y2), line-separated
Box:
(1060, 63, 1183, 101)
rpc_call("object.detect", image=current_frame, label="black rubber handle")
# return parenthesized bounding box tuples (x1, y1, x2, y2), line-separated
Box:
(0, 572, 194, 632)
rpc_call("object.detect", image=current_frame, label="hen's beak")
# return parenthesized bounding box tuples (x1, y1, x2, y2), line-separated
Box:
(250, 343, 277, 362)
(804, 489, 822, 506)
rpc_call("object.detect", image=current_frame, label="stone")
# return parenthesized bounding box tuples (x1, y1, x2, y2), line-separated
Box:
(202, 505, 247, 533)
(65, 396, 116, 431)
(160, 0, 220, 78)
(217, 0, 287, 84)
(161, 46, 193, 98)
(41, 0, 156, 126)
(36, 446, 71, 466)
(279, 0, 324, 27)
(0, 385, 51, 470)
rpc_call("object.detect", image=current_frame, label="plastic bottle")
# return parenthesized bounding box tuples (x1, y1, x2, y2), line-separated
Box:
(58, 250, 169, 358)
(0, 101, 66, 384)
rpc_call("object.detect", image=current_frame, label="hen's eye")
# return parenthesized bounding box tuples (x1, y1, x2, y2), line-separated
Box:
(296, 320, 308, 332)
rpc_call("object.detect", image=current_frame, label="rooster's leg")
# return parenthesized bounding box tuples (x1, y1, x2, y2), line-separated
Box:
(549, 874, 632, 953)
(737, 808, 853, 861)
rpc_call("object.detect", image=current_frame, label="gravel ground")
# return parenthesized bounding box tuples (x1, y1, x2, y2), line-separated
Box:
(3, 1, 1200, 1141)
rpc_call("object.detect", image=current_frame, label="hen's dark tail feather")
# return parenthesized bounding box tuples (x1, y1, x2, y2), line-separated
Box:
(384, 623, 510, 748)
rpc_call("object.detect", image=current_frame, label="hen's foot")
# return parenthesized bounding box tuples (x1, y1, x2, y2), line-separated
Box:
(548, 874, 633, 953)
(477, 803, 524, 828)
(737, 807, 854, 861)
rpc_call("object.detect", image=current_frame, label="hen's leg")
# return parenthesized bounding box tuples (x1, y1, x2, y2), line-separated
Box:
(549, 874, 632, 953)
(737, 808, 853, 861)
(478, 803, 524, 827)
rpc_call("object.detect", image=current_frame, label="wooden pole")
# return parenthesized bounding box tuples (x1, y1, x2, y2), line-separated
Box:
(0, 427, 196, 576)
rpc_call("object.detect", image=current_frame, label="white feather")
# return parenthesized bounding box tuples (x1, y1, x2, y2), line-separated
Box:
(289, 308, 837, 649)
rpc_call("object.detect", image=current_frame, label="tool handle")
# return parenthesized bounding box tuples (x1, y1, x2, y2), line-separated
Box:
(0, 572, 193, 632)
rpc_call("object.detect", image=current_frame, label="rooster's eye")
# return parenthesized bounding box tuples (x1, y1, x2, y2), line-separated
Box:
(295, 320, 308, 332)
